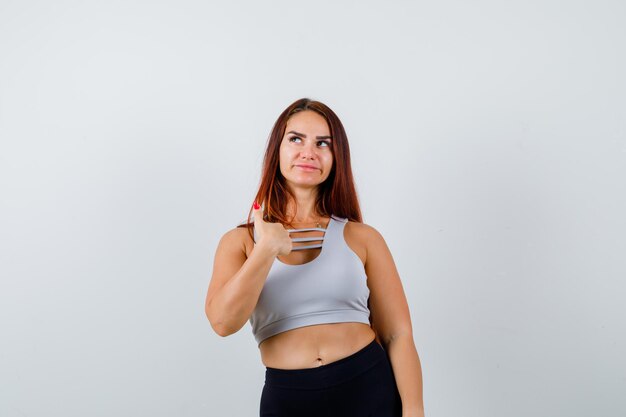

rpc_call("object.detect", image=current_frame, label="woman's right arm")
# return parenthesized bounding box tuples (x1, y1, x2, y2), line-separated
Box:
(204, 229, 278, 337)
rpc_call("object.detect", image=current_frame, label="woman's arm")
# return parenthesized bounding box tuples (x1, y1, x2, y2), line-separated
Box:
(205, 228, 277, 336)
(386, 334, 425, 417)
(362, 224, 425, 417)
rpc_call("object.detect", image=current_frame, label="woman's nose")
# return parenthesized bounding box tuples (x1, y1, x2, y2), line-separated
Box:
(299, 143, 317, 158)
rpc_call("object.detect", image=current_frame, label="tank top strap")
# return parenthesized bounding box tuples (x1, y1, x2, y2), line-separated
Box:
(320, 215, 346, 253)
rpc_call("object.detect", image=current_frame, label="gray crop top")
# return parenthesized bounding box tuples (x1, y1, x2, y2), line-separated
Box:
(249, 215, 371, 346)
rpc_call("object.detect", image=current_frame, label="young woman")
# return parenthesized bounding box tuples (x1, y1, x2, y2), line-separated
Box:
(205, 98, 425, 417)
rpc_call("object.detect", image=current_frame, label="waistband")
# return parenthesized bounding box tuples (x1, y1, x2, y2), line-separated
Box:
(264, 339, 386, 390)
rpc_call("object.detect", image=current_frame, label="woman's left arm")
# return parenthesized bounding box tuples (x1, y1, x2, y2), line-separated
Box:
(363, 224, 425, 417)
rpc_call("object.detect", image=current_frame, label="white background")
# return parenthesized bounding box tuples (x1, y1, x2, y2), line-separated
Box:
(1, 1, 625, 416)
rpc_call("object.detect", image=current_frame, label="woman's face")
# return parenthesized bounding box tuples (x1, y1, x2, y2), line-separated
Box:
(279, 110, 334, 190)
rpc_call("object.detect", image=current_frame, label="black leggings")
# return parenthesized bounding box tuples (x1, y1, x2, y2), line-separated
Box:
(259, 339, 402, 417)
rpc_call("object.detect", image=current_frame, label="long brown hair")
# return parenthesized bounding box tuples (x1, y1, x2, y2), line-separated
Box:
(238, 98, 363, 236)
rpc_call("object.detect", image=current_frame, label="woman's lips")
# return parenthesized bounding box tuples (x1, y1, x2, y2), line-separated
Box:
(295, 165, 319, 171)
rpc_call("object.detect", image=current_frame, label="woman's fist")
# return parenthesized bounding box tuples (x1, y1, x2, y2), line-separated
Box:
(252, 202, 292, 256)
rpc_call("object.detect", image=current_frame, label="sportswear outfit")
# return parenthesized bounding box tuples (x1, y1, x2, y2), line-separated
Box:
(250, 215, 402, 417)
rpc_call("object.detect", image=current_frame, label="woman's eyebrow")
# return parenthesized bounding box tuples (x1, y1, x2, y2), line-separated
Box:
(286, 130, 332, 140)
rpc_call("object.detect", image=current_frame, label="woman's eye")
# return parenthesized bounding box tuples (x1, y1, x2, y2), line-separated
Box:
(288, 137, 330, 148)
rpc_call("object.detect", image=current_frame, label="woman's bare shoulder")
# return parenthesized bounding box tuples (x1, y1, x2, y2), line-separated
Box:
(343, 220, 377, 266)
(227, 224, 255, 257)
(344, 220, 388, 265)
(344, 219, 380, 238)
(216, 225, 253, 252)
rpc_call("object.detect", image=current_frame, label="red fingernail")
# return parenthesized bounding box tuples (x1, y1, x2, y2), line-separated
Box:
(253, 201, 260, 210)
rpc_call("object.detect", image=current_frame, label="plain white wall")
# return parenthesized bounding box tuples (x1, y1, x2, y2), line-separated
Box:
(1, 1, 625, 416)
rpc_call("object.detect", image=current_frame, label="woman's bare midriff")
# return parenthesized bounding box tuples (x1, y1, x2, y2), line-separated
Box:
(259, 323, 377, 369)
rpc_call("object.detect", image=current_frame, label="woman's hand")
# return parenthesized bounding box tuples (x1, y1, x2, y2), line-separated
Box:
(252, 202, 292, 256)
